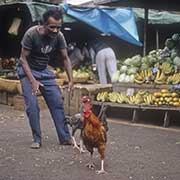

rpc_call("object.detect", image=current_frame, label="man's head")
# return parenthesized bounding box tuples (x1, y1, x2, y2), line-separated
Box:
(42, 8, 63, 38)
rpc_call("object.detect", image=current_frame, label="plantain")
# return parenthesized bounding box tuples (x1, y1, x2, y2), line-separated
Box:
(134, 94, 144, 104)
(161, 62, 173, 75)
(101, 92, 109, 102)
(135, 73, 144, 81)
(96, 92, 102, 101)
(108, 92, 120, 103)
(172, 73, 180, 84)
(154, 70, 166, 84)
(117, 93, 123, 104)
(134, 78, 145, 84)
(155, 70, 161, 80)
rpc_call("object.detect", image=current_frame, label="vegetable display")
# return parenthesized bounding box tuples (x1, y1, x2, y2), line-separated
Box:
(112, 33, 180, 85)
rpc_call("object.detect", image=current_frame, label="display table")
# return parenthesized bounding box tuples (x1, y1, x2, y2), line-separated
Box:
(93, 101, 180, 127)
(113, 83, 171, 93)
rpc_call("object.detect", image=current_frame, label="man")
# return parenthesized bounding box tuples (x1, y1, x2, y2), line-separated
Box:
(17, 8, 73, 149)
(68, 42, 85, 69)
(87, 39, 117, 84)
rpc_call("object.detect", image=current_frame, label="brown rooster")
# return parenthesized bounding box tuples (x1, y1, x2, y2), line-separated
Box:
(81, 96, 108, 174)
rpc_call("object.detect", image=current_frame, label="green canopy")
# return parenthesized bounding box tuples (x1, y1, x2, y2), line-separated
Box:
(1, 2, 180, 24)
(25, 2, 75, 23)
(133, 8, 180, 24)
(26, 2, 75, 23)
(0, 1, 76, 23)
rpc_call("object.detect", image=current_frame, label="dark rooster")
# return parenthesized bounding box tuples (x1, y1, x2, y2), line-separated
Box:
(81, 96, 108, 174)
(65, 113, 85, 152)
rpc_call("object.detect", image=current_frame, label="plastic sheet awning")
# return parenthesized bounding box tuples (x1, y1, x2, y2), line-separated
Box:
(63, 4, 142, 46)
(0, 2, 142, 46)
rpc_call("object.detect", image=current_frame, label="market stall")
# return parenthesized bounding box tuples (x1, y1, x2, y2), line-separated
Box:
(0, 2, 89, 107)
(98, 0, 180, 55)
(0, 2, 141, 111)
(1, 2, 179, 129)
(94, 34, 180, 127)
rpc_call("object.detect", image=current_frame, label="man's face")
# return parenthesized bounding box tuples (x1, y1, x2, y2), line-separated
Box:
(45, 17, 62, 38)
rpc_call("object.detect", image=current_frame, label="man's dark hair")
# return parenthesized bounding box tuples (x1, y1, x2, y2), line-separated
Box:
(42, 8, 63, 24)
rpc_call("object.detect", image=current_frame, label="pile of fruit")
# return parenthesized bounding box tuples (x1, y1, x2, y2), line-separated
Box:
(55, 66, 93, 80)
(0, 58, 16, 69)
(134, 66, 180, 85)
(96, 90, 154, 105)
(96, 89, 180, 107)
(112, 33, 180, 85)
(153, 89, 180, 106)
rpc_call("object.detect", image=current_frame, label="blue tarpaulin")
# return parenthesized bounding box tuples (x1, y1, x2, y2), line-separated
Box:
(63, 4, 142, 46)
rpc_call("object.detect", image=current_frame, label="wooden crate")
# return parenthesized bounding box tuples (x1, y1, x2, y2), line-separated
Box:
(62, 84, 112, 116)
(0, 91, 17, 106)
(13, 95, 48, 111)
(0, 91, 8, 105)
(7, 93, 15, 106)
(62, 87, 87, 115)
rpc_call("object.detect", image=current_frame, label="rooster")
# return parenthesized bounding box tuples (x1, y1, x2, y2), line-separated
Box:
(81, 96, 108, 174)
(65, 99, 108, 155)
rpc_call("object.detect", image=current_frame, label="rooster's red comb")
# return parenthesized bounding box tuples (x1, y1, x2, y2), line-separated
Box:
(81, 96, 91, 103)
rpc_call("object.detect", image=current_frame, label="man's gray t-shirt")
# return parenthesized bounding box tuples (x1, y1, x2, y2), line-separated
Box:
(21, 25, 67, 70)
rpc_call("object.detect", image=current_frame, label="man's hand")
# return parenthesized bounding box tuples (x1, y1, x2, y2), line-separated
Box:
(68, 81, 74, 91)
(68, 81, 74, 97)
(31, 80, 44, 95)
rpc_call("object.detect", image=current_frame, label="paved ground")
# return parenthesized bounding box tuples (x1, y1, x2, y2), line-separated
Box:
(0, 104, 180, 180)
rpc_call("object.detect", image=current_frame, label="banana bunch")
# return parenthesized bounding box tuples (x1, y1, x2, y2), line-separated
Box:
(128, 95, 137, 104)
(167, 73, 180, 84)
(134, 69, 153, 84)
(135, 94, 145, 104)
(134, 74, 145, 84)
(154, 70, 167, 84)
(160, 62, 173, 75)
(128, 94, 144, 105)
(116, 92, 130, 104)
(96, 91, 109, 102)
(126, 91, 153, 105)
(108, 92, 120, 103)
(143, 94, 154, 105)
(136, 90, 149, 96)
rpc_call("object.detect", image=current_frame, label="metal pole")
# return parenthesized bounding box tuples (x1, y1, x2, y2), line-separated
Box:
(143, 8, 148, 56)
(156, 29, 159, 50)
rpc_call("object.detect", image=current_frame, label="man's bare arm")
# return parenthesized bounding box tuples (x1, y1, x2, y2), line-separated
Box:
(20, 48, 43, 94)
(60, 48, 73, 83)
(20, 48, 36, 83)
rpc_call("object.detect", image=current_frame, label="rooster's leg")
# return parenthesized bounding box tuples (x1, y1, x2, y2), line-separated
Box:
(79, 139, 85, 153)
(97, 159, 107, 174)
(72, 136, 80, 151)
(86, 153, 95, 169)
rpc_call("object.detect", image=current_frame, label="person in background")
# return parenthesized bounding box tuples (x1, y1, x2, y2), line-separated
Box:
(68, 42, 85, 69)
(17, 8, 73, 149)
(87, 38, 117, 84)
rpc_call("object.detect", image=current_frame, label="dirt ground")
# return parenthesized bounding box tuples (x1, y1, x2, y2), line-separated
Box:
(0, 104, 180, 180)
